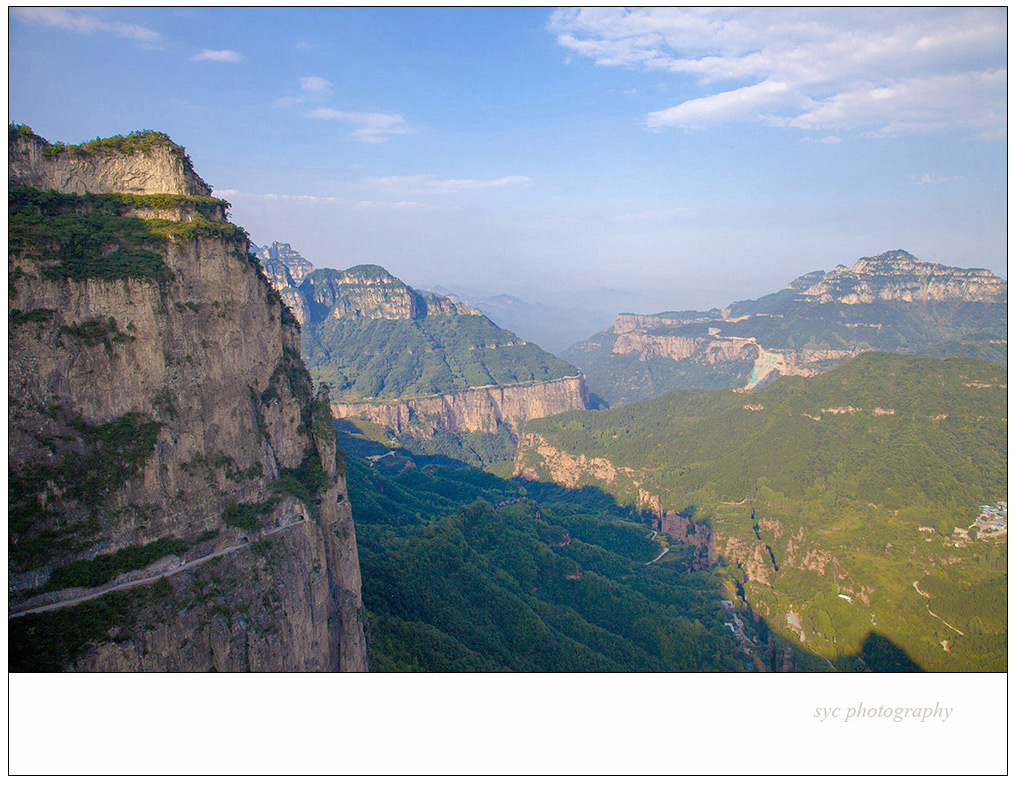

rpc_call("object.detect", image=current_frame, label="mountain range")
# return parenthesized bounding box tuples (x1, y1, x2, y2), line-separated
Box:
(251, 241, 590, 467)
(563, 249, 1007, 405)
(9, 125, 1007, 674)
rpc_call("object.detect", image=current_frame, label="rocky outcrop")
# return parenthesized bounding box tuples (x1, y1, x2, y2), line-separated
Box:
(9, 127, 211, 196)
(333, 376, 589, 437)
(656, 511, 717, 570)
(254, 241, 588, 456)
(253, 242, 315, 289)
(514, 434, 857, 581)
(801, 250, 1008, 304)
(256, 253, 483, 325)
(8, 129, 366, 672)
(513, 435, 710, 567)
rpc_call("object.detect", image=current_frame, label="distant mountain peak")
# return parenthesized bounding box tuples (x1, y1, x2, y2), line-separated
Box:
(805, 250, 1007, 304)
(859, 249, 918, 263)
(252, 240, 314, 288)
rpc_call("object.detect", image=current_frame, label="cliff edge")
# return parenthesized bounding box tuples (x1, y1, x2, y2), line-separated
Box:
(8, 126, 366, 671)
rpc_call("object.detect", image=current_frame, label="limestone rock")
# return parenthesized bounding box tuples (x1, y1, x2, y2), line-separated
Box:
(8, 129, 366, 672)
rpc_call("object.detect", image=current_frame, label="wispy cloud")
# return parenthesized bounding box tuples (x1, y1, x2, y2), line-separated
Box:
(300, 76, 332, 93)
(305, 108, 415, 143)
(914, 173, 965, 186)
(214, 189, 440, 211)
(271, 96, 307, 109)
(355, 200, 437, 211)
(362, 174, 532, 195)
(11, 7, 161, 44)
(214, 188, 339, 204)
(550, 8, 1006, 138)
(272, 76, 335, 113)
(192, 49, 244, 63)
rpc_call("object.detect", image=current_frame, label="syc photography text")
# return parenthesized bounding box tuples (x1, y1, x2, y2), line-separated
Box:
(814, 702, 953, 723)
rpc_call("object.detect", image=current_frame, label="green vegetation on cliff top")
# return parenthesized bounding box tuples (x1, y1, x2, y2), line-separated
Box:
(564, 277, 1006, 405)
(10, 124, 208, 190)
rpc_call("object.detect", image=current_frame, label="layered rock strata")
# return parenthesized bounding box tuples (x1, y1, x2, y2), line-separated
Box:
(332, 376, 589, 437)
(8, 127, 366, 671)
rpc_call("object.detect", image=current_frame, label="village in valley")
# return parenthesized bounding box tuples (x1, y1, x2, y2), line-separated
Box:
(955, 502, 1007, 546)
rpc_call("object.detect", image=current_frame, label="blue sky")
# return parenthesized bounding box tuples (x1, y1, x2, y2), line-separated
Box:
(9, 7, 1007, 314)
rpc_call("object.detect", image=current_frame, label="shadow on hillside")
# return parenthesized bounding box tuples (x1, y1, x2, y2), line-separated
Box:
(338, 425, 929, 673)
(848, 632, 924, 672)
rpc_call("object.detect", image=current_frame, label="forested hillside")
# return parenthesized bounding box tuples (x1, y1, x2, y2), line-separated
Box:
(517, 353, 1007, 671)
(338, 428, 755, 671)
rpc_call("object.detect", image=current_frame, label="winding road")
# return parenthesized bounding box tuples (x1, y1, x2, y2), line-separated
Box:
(645, 530, 670, 565)
(9, 515, 308, 620)
(912, 579, 964, 636)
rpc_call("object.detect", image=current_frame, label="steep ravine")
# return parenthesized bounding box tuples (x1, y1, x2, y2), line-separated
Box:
(8, 127, 366, 671)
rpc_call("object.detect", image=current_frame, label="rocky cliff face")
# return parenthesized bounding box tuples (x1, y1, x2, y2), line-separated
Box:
(800, 250, 1008, 304)
(9, 129, 212, 196)
(334, 376, 589, 438)
(8, 128, 366, 672)
(258, 251, 483, 325)
(253, 241, 315, 289)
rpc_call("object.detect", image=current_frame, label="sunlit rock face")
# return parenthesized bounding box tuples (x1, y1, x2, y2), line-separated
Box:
(9, 128, 366, 672)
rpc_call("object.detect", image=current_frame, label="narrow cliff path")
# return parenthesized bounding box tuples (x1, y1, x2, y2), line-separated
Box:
(9, 515, 308, 620)
(925, 607, 965, 636)
(645, 530, 670, 565)
(911, 579, 963, 636)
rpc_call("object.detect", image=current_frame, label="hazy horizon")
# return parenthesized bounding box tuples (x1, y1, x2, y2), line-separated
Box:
(10, 7, 1007, 315)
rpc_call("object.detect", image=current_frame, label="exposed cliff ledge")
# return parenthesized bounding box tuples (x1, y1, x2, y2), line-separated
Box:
(9, 128, 365, 672)
(9, 127, 211, 196)
(567, 249, 1006, 405)
(333, 376, 589, 438)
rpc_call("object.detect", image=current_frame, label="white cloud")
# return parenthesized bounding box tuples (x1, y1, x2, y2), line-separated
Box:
(784, 69, 1006, 137)
(214, 188, 338, 203)
(192, 49, 244, 63)
(362, 174, 531, 195)
(355, 200, 437, 211)
(646, 79, 799, 130)
(304, 108, 415, 143)
(273, 77, 331, 110)
(300, 76, 332, 93)
(12, 7, 161, 44)
(550, 7, 1006, 138)
(914, 173, 964, 186)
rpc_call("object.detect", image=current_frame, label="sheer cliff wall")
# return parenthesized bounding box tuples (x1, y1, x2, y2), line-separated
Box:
(8, 128, 366, 671)
(331, 376, 589, 438)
